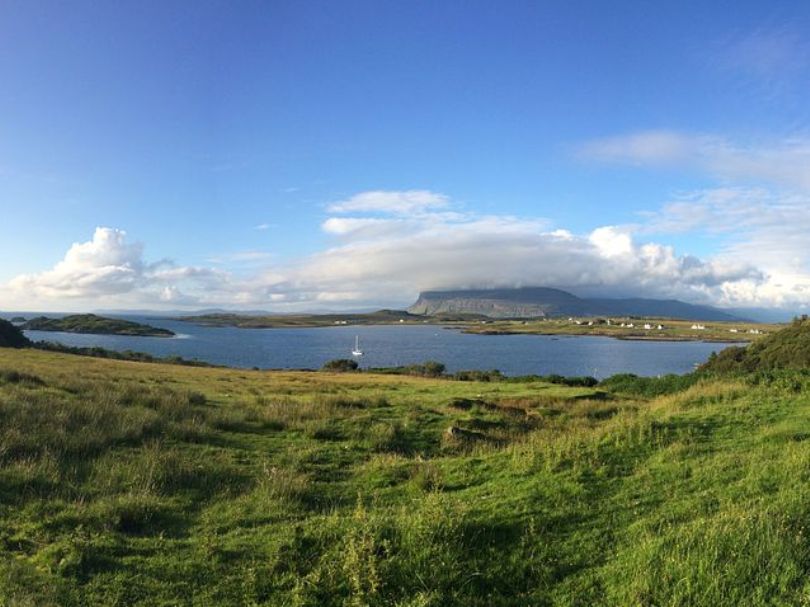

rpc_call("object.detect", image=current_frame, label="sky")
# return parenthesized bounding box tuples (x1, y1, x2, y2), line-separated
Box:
(2, 0, 810, 313)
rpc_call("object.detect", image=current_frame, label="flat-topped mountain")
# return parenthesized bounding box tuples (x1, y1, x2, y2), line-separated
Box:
(22, 314, 175, 337)
(408, 287, 742, 321)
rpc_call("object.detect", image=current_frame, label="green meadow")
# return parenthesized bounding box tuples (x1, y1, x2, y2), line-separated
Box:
(2, 337, 810, 605)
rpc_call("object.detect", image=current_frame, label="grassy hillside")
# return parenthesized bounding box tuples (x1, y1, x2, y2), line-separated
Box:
(1, 348, 810, 605)
(22, 314, 175, 337)
(702, 316, 810, 372)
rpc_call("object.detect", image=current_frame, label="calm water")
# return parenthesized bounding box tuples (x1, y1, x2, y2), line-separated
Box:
(11, 315, 737, 378)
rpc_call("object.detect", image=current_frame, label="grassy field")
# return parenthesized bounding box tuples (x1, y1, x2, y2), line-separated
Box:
(2, 348, 810, 605)
(464, 317, 781, 342)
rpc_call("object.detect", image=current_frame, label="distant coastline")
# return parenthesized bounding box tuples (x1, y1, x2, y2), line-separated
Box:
(175, 311, 776, 343)
(23, 314, 175, 338)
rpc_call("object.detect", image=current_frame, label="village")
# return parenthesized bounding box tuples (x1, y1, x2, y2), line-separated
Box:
(463, 315, 776, 342)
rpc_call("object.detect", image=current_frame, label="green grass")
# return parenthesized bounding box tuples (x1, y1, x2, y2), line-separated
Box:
(1, 348, 810, 605)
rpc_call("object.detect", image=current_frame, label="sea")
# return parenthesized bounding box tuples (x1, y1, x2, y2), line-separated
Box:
(5, 314, 739, 379)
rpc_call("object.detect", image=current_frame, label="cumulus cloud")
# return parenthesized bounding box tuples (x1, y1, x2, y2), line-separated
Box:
(642, 187, 810, 307)
(3, 190, 794, 311)
(10, 228, 145, 298)
(260, 196, 763, 308)
(7, 227, 237, 308)
(579, 127, 810, 308)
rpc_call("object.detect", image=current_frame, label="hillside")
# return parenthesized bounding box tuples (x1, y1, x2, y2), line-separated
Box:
(1, 346, 810, 604)
(408, 287, 742, 321)
(701, 316, 810, 373)
(22, 314, 175, 337)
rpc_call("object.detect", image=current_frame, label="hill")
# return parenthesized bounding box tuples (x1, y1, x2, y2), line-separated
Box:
(22, 314, 175, 337)
(2, 347, 810, 604)
(408, 287, 742, 321)
(701, 316, 810, 373)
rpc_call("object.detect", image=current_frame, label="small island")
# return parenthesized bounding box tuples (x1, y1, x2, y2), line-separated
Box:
(22, 314, 175, 337)
(10, 316, 26, 323)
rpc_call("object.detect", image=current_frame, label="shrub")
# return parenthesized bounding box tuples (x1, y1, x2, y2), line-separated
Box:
(322, 359, 359, 372)
(0, 319, 31, 348)
(599, 372, 698, 397)
(453, 369, 504, 382)
(420, 361, 446, 377)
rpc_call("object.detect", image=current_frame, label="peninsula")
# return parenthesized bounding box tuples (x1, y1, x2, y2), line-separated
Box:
(22, 314, 175, 337)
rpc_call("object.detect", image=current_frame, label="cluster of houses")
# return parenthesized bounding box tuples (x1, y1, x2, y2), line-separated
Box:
(562, 317, 768, 336)
(567, 318, 666, 330)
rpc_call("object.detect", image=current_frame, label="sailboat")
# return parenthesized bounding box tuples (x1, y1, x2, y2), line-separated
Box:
(351, 335, 363, 357)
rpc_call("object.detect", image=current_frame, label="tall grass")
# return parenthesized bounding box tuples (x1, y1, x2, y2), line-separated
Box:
(2, 348, 810, 605)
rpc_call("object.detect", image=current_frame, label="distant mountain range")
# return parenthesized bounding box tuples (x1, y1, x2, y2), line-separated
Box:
(408, 287, 744, 321)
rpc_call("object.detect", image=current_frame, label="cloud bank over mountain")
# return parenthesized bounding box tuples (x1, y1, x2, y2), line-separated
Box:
(8, 127, 810, 314)
(3, 187, 791, 312)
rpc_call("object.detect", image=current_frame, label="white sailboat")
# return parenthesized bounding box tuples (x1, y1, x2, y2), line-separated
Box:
(351, 335, 363, 357)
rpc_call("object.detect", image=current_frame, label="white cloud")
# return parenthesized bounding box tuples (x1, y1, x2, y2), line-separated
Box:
(6, 227, 239, 310)
(580, 130, 703, 166)
(642, 187, 810, 307)
(9, 228, 145, 298)
(3, 189, 799, 312)
(264, 202, 761, 309)
(327, 190, 450, 215)
(589, 226, 634, 258)
(580, 131, 810, 191)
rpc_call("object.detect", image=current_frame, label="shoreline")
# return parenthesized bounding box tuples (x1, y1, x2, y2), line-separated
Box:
(464, 328, 751, 343)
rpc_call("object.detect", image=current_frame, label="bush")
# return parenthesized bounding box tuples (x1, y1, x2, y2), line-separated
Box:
(33, 342, 212, 367)
(367, 361, 447, 377)
(0, 319, 31, 348)
(420, 361, 446, 377)
(599, 372, 698, 397)
(322, 359, 359, 372)
(453, 369, 504, 382)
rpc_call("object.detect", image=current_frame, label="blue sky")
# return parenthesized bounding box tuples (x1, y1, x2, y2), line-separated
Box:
(2, 1, 810, 311)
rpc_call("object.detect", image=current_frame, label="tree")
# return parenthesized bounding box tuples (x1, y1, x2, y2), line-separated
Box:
(0, 319, 31, 348)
